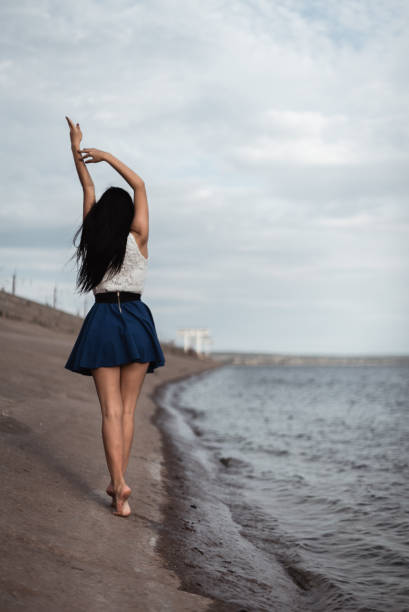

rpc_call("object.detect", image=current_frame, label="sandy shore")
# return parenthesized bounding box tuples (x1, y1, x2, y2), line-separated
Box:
(0, 310, 223, 612)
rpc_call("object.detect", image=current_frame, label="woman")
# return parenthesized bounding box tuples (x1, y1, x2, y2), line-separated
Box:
(64, 116, 165, 518)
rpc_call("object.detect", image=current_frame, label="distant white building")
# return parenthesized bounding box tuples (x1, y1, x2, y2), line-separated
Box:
(177, 328, 212, 356)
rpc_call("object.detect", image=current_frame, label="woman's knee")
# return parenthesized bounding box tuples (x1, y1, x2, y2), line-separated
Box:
(122, 401, 137, 417)
(100, 402, 123, 420)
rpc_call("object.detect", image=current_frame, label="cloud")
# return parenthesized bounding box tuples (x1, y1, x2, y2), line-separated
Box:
(233, 109, 409, 166)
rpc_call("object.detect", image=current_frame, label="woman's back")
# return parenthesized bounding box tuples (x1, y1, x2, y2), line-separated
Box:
(93, 232, 148, 295)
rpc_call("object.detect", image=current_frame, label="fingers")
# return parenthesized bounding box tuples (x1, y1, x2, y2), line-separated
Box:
(79, 149, 95, 161)
(77, 148, 100, 164)
(75, 148, 91, 162)
(79, 153, 95, 163)
(65, 116, 81, 131)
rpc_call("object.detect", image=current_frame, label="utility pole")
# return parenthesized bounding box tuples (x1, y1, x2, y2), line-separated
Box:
(53, 285, 57, 309)
(12, 271, 16, 295)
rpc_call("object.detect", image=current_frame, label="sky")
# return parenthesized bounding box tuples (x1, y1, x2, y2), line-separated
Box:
(1, 0, 408, 355)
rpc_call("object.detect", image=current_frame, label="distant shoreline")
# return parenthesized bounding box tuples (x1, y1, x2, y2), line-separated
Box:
(212, 352, 409, 367)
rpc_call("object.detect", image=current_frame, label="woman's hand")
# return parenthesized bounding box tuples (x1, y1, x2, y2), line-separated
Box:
(78, 148, 107, 164)
(65, 115, 82, 147)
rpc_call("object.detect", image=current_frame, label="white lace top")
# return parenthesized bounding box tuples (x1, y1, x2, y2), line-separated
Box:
(93, 232, 148, 295)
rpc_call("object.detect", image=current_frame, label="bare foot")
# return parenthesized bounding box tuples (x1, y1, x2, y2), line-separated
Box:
(106, 482, 116, 507)
(113, 484, 131, 517)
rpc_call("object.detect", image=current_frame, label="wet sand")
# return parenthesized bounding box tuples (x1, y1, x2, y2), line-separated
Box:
(0, 308, 223, 612)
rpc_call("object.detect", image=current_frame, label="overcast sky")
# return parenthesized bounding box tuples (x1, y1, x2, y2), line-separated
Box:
(1, 0, 408, 354)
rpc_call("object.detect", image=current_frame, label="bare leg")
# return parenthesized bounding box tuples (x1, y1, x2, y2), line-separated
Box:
(105, 361, 149, 501)
(121, 361, 150, 474)
(91, 366, 131, 517)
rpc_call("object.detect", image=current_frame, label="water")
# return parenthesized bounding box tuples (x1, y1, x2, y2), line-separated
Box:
(158, 365, 409, 611)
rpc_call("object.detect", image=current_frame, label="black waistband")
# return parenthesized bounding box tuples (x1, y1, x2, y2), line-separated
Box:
(94, 291, 141, 303)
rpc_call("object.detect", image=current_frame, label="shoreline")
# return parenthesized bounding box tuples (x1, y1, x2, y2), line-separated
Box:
(152, 367, 263, 612)
(151, 367, 319, 612)
(0, 313, 223, 611)
(152, 367, 239, 612)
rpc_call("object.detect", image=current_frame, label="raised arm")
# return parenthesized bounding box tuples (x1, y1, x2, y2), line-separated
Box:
(79, 148, 149, 245)
(129, 180, 149, 247)
(65, 117, 95, 220)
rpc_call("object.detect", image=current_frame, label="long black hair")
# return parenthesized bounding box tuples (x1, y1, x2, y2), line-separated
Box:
(72, 186, 134, 293)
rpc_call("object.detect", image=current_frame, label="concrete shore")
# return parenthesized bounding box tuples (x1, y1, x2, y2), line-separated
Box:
(0, 304, 221, 611)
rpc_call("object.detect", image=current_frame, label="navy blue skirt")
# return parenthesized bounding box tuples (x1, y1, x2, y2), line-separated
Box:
(65, 297, 165, 376)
